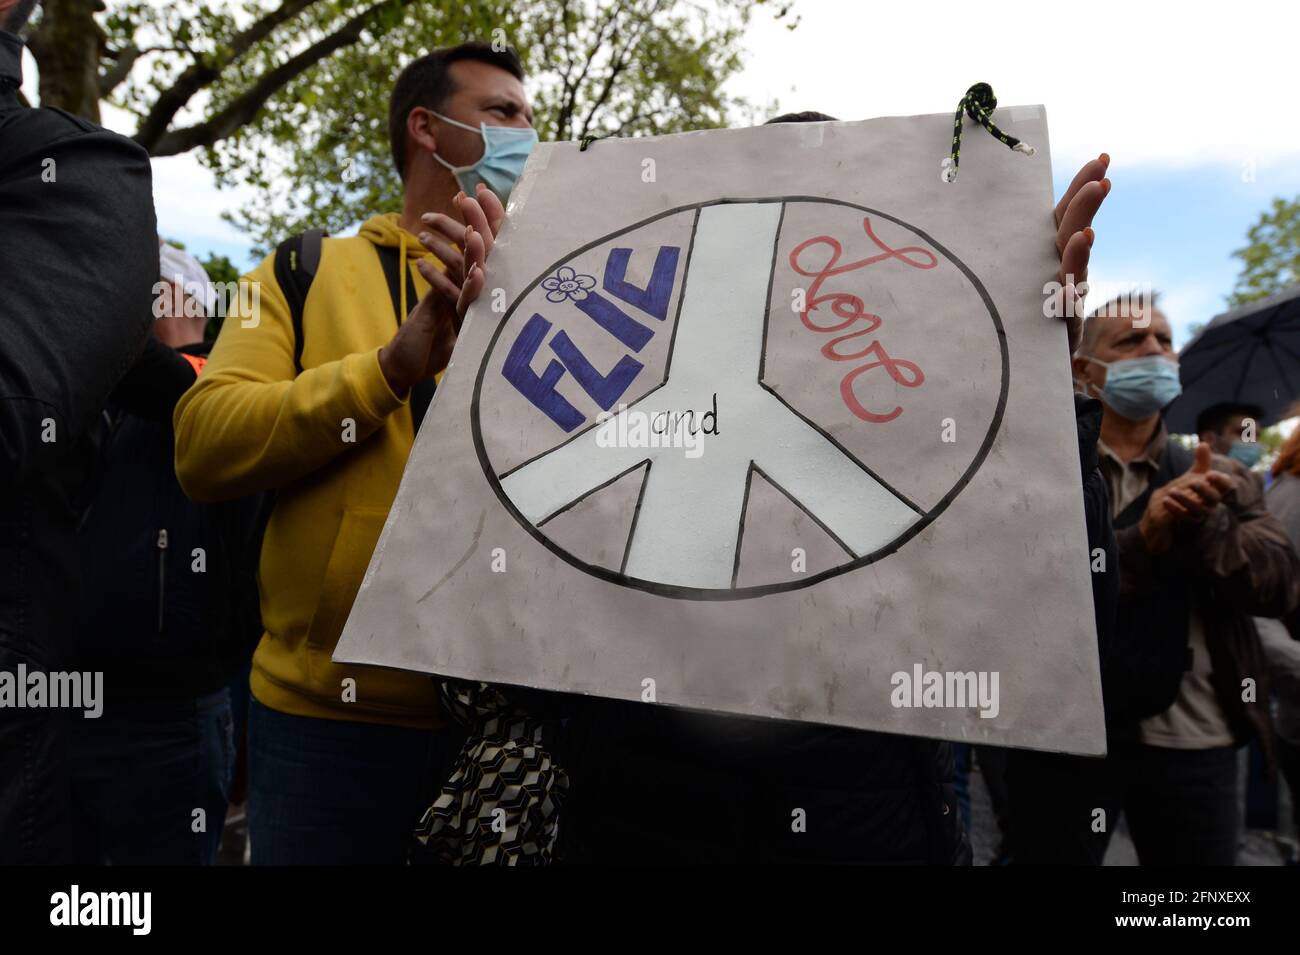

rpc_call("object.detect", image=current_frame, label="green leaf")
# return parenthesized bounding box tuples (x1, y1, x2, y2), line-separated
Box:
(1230, 195, 1300, 306)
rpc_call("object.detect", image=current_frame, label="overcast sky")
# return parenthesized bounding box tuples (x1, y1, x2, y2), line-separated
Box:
(23, 0, 1300, 346)
(727, 0, 1300, 345)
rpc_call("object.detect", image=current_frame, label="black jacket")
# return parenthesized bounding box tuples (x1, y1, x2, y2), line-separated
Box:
(0, 29, 158, 672)
(77, 341, 266, 704)
(1077, 394, 1120, 674)
(0, 27, 158, 863)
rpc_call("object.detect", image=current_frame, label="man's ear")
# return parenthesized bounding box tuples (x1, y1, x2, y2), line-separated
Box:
(408, 107, 439, 156)
(1070, 354, 1095, 393)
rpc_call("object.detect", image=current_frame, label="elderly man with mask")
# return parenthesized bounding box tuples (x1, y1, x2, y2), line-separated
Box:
(1014, 291, 1300, 866)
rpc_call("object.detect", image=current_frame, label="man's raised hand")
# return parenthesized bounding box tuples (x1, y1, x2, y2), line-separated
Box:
(1054, 153, 1111, 354)
(378, 187, 503, 396)
(415, 183, 506, 283)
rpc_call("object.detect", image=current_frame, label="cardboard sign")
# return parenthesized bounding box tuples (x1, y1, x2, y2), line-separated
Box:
(335, 107, 1106, 755)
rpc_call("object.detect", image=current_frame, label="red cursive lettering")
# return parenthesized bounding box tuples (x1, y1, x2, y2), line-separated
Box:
(789, 217, 934, 422)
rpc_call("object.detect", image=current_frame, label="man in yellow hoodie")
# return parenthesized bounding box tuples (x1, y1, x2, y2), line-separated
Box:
(174, 42, 536, 864)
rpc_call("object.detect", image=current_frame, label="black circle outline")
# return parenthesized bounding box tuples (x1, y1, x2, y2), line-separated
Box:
(470, 196, 1009, 601)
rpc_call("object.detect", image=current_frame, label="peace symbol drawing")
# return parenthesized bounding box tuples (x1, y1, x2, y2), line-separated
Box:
(472, 198, 1008, 600)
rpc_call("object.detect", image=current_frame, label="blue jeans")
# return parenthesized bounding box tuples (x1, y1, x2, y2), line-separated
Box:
(70, 688, 235, 864)
(247, 698, 460, 865)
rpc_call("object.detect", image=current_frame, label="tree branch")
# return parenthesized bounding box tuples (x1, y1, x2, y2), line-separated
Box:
(578, 0, 658, 140)
(147, 0, 410, 156)
(548, 0, 574, 138)
(564, 0, 628, 141)
(612, 111, 654, 136)
(98, 42, 141, 98)
(133, 0, 320, 151)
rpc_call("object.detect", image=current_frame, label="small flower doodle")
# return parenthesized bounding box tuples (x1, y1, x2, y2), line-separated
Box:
(542, 266, 597, 303)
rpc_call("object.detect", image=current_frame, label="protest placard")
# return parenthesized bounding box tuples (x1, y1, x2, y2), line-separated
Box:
(335, 106, 1105, 754)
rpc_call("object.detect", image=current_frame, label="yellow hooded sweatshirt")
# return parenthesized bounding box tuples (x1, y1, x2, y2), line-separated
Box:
(174, 213, 444, 729)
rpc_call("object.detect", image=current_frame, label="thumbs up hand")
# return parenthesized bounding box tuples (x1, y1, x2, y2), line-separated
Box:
(1138, 441, 1237, 554)
(1191, 440, 1213, 475)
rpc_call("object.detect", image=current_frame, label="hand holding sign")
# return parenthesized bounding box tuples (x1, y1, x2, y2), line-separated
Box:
(418, 183, 507, 277)
(1053, 153, 1111, 354)
(379, 187, 504, 395)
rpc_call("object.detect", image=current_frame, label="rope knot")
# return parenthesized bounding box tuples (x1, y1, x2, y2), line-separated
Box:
(962, 82, 997, 122)
(941, 82, 1036, 184)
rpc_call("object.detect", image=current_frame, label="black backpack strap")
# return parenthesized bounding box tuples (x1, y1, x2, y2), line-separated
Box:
(273, 228, 327, 374)
(374, 245, 437, 433)
(374, 244, 419, 322)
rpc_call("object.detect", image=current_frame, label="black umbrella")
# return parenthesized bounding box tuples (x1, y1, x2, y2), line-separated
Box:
(1165, 283, 1300, 434)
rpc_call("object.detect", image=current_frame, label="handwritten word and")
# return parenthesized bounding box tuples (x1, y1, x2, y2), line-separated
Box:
(595, 394, 720, 460)
(789, 218, 936, 423)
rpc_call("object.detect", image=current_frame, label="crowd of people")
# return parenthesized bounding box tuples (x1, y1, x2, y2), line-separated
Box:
(3, 0, 1300, 866)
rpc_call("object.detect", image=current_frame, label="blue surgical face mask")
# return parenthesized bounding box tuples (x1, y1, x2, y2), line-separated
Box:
(1085, 355, 1183, 420)
(1228, 441, 1263, 468)
(431, 111, 538, 204)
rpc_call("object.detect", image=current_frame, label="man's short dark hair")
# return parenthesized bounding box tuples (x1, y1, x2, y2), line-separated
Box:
(2, 0, 40, 33)
(388, 41, 524, 182)
(1196, 402, 1263, 436)
(765, 111, 840, 125)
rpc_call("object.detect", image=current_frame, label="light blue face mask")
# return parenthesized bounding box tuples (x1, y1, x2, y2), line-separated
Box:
(431, 110, 538, 204)
(1228, 441, 1263, 468)
(1086, 355, 1183, 420)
